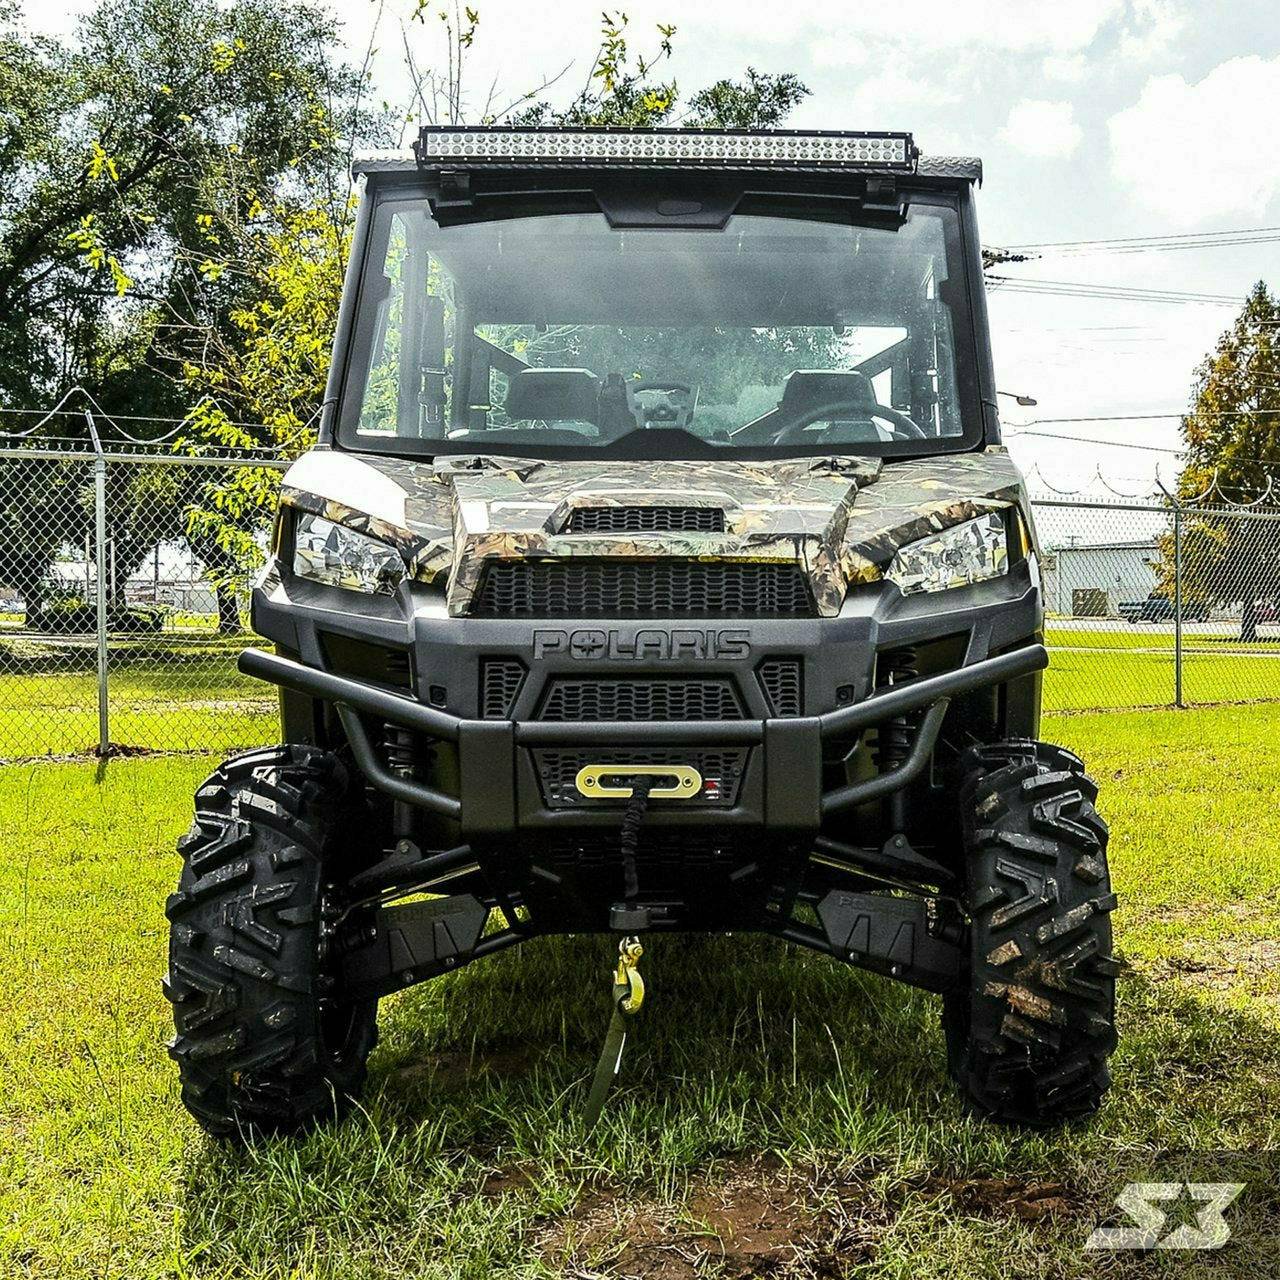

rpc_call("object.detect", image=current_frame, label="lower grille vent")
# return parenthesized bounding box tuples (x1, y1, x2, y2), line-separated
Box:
(320, 633, 412, 691)
(480, 658, 525, 718)
(538, 678, 742, 722)
(540, 832, 737, 879)
(757, 658, 803, 717)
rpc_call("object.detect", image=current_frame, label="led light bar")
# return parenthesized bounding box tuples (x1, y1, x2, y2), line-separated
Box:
(414, 126, 916, 173)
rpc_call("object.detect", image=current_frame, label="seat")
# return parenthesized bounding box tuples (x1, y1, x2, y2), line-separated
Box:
(504, 368, 600, 423)
(778, 370, 880, 418)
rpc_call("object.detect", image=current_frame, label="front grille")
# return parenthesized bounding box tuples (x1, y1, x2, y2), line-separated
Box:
(480, 658, 525, 718)
(532, 747, 748, 808)
(757, 658, 803, 716)
(565, 505, 725, 534)
(472, 560, 814, 618)
(538, 678, 742, 722)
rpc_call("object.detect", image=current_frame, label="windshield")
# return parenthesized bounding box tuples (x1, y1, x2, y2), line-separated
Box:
(338, 191, 980, 460)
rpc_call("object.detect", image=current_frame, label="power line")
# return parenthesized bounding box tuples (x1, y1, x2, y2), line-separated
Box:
(998, 225, 1280, 255)
(988, 275, 1241, 307)
(1006, 428, 1280, 469)
(1007, 429, 1184, 453)
(1010, 411, 1280, 423)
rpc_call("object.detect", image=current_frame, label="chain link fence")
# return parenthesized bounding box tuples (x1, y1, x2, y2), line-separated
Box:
(1, 445, 281, 762)
(2, 441, 1278, 762)
(1037, 495, 1280, 713)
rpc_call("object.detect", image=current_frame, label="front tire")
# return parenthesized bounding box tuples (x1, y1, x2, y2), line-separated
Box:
(164, 745, 378, 1138)
(944, 740, 1119, 1125)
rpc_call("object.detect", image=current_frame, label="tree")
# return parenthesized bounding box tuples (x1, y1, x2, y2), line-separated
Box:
(1170, 281, 1280, 641)
(0, 0, 367, 628)
(180, 205, 349, 630)
(683, 68, 810, 128)
(0, 0, 361, 411)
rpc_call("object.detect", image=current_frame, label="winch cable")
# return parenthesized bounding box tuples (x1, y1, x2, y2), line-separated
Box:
(583, 777, 654, 1131)
(619, 775, 654, 908)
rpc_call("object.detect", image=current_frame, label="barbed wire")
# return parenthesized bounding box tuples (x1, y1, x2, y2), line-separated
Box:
(0, 388, 323, 452)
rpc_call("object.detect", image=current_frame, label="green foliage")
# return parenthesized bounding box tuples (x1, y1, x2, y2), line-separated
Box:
(178, 203, 350, 605)
(1179, 282, 1280, 504)
(0, 0, 367, 625)
(0, 0, 362, 409)
(684, 68, 811, 128)
(511, 13, 808, 132)
(1165, 282, 1280, 639)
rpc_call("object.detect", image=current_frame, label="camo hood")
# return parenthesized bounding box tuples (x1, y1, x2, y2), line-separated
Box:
(279, 449, 1027, 617)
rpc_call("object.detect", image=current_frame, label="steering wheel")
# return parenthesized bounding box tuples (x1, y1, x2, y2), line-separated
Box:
(771, 399, 927, 445)
(631, 380, 697, 429)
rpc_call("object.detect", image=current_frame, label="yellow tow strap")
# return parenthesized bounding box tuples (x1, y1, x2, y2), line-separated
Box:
(582, 936, 645, 1130)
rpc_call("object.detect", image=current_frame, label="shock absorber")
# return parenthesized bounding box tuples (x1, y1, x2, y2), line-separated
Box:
(875, 646, 917, 833)
(383, 725, 420, 842)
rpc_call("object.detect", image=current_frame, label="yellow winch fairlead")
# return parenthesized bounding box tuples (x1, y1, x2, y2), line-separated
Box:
(575, 764, 701, 799)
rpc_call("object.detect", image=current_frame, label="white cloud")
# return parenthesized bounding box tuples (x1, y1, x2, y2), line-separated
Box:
(829, 0, 1122, 53)
(1042, 53, 1089, 83)
(677, 0, 1124, 59)
(842, 67, 962, 124)
(1109, 55, 1280, 224)
(999, 99, 1083, 158)
(1117, 0, 1187, 62)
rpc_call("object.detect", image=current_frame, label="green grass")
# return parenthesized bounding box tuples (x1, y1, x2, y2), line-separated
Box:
(1047, 624, 1280, 653)
(1, 636, 1276, 761)
(3, 704, 1279, 1278)
(1044, 645, 1279, 711)
(0, 648, 275, 759)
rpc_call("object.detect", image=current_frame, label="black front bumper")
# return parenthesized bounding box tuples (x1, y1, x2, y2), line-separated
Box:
(245, 560, 1046, 840)
(245, 565, 1046, 931)
(240, 639, 1046, 833)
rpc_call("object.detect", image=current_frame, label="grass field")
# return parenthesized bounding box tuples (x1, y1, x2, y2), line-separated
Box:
(1043, 645, 1280, 711)
(2, 703, 1278, 1278)
(0, 642, 275, 759)
(1047, 625, 1280, 653)
(1, 631, 1277, 760)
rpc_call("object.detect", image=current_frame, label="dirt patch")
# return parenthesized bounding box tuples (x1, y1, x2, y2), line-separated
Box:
(535, 1158, 1074, 1278)
(1155, 939, 1280, 991)
(537, 1158, 876, 1278)
(1146, 899, 1280, 927)
(480, 1164, 537, 1198)
(388, 1044, 536, 1091)
(917, 1175, 1077, 1223)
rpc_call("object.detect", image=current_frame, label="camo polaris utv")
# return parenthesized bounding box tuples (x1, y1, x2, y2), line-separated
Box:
(165, 127, 1118, 1136)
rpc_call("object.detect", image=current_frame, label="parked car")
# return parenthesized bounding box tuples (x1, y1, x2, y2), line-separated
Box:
(26, 595, 166, 634)
(1127, 593, 1210, 623)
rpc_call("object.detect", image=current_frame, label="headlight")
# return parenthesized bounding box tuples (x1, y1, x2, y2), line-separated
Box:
(885, 512, 1009, 596)
(292, 512, 405, 595)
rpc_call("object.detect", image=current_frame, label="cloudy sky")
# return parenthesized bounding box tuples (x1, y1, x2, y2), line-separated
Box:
(28, 0, 1280, 494)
